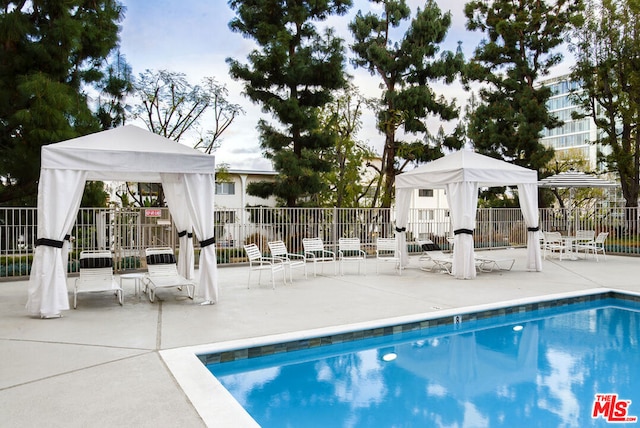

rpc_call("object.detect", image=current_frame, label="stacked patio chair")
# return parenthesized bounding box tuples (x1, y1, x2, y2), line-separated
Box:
(243, 243, 286, 289)
(144, 247, 196, 302)
(267, 240, 307, 283)
(73, 250, 123, 309)
(302, 237, 336, 277)
(375, 237, 402, 275)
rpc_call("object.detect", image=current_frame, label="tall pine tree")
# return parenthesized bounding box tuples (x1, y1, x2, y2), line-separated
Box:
(227, 0, 351, 207)
(571, 0, 640, 209)
(0, 1, 124, 205)
(464, 0, 583, 173)
(349, 0, 464, 208)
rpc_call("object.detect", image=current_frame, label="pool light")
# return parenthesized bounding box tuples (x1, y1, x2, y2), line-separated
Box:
(382, 352, 397, 362)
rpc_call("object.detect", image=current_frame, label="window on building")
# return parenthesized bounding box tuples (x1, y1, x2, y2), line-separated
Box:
(139, 183, 159, 196)
(418, 189, 434, 197)
(215, 182, 235, 195)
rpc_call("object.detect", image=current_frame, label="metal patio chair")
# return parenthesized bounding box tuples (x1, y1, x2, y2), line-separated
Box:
(575, 232, 609, 261)
(375, 237, 402, 275)
(302, 237, 336, 277)
(243, 243, 286, 289)
(338, 237, 366, 275)
(267, 240, 307, 283)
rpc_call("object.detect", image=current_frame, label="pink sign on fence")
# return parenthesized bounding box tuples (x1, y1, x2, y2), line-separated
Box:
(145, 209, 162, 218)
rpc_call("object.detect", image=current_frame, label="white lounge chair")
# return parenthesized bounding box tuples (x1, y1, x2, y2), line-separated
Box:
(375, 237, 402, 275)
(474, 253, 515, 272)
(74, 250, 123, 309)
(243, 243, 286, 289)
(575, 231, 609, 261)
(417, 240, 452, 274)
(338, 237, 366, 275)
(144, 247, 196, 302)
(268, 240, 307, 283)
(302, 237, 336, 277)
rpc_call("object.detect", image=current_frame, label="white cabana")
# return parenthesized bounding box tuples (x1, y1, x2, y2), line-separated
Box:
(395, 150, 541, 279)
(26, 125, 218, 318)
(539, 170, 618, 234)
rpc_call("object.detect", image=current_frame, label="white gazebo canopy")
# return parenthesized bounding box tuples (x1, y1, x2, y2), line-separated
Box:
(395, 150, 542, 279)
(26, 125, 219, 318)
(538, 169, 618, 189)
(539, 169, 618, 235)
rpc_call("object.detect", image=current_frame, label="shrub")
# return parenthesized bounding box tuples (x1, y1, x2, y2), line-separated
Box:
(244, 233, 269, 253)
(116, 256, 141, 270)
(0, 255, 33, 277)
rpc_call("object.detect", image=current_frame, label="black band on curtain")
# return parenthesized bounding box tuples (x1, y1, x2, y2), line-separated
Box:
(395, 226, 406, 232)
(200, 237, 216, 248)
(64, 234, 71, 241)
(178, 230, 193, 238)
(35, 238, 64, 248)
(527, 226, 540, 232)
(454, 229, 474, 235)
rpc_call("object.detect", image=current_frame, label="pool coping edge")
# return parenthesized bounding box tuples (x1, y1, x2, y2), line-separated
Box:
(160, 287, 640, 427)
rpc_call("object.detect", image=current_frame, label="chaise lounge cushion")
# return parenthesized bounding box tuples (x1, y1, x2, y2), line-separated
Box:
(421, 242, 442, 252)
(146, 253, 177, 265)
(79, 257, 113, 269)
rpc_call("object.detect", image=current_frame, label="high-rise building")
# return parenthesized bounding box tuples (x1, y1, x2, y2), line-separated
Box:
(538, 74, 604, 170)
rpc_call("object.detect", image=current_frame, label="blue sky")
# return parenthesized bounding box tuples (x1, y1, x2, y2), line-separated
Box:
(118, 0, 570, 170)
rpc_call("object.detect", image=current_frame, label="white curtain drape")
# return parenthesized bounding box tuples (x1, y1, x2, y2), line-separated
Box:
(446, 181, 479, 279)
(26, 169, 88, 317)
(162, 174, 195, 279)
(395, 188, 413, 266)
(517, 183, 543, 271)
(182, 173, 218, 303)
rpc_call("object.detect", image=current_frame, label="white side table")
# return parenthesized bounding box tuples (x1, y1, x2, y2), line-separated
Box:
(119, 273, 146, 297)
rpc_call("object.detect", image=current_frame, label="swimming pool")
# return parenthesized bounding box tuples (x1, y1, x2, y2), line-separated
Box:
(204, 294, 640, 427)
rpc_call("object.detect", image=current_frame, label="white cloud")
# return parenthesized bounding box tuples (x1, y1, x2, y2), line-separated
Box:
(119, 0, 572, 169)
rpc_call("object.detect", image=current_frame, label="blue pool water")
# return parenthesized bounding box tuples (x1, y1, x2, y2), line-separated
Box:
(207, 298, 640, 427)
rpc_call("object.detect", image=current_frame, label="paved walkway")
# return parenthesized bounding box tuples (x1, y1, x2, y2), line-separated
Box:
(1, 249, 639, 427)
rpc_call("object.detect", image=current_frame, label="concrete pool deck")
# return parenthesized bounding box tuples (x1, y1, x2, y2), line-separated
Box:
(1, 248, 639, 427)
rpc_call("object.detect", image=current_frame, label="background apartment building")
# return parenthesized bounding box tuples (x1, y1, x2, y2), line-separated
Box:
(538, 73, 605, 171)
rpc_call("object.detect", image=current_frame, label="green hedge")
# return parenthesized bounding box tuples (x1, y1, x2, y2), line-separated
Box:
(116, 256, 141, 270)
(216, 248, 236, 264)
(0, 262, 32, 277)
(0, 255, 33, 277)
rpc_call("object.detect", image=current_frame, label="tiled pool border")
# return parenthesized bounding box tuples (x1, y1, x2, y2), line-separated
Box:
(198, 289, 640, 366)
(160, 288, 640, 428)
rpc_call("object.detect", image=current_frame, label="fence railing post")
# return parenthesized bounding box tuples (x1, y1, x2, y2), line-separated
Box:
(332, 206, 338, 253)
